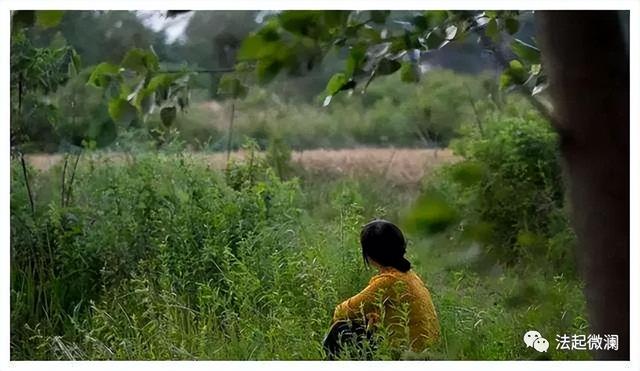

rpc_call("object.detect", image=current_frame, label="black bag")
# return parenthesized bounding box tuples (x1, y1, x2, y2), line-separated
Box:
(322, 319, 376, 360)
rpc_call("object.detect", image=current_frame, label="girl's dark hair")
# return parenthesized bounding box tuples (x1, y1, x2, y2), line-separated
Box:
(360, 219, 411, 273)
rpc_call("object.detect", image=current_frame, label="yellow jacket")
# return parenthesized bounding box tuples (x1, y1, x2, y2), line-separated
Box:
(332, 267, 440, 352)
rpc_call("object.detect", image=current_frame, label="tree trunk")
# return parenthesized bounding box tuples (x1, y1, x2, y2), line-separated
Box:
(535, 11, 629, 360)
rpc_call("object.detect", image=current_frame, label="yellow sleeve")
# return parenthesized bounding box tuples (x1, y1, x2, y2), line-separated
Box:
(332, 274, 395, 323)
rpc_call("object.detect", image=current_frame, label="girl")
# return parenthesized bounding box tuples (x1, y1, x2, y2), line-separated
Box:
(323, 219, 440, 359)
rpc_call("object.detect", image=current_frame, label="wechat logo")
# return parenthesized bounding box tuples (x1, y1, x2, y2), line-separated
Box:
(524, 330, 549, 352)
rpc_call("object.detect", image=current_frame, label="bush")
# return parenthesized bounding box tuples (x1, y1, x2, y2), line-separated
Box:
(411, 113, 575, 274)
(53, 68, 117, 148)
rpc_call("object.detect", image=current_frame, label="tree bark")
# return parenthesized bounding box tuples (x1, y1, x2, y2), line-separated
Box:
(535, 11, 629, 360)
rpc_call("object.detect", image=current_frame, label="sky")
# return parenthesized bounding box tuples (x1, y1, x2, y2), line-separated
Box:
(135, 10, 274, 43)
(136, 10, 194, 43)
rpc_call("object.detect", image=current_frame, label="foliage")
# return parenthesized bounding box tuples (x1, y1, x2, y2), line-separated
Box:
(223, 10, 547, 105)
(53, 68, 116, 148)
(10, 149, 588, 360)
(10, 29, 80, 151)
(88, 48, 187, 125)
(25, 11, 172, 66)
(407, 112, 574, 274)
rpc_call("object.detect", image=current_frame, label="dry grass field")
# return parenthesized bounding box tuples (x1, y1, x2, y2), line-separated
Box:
(24, 148, 458, 186)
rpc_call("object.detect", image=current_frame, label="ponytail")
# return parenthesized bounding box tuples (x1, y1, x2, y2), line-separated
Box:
(393, 256, 412, 273)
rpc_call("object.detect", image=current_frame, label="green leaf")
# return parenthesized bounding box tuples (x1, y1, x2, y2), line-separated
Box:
(256, 19, 281, 41)
(345, 45, 366, 77)
(499, 72, 512, 89)
(511, 39, 541, 65)
(507, 59, 526, 84)
(425, 10, 449, 28)
(405, 190, 458, 234)
(87, 62, 121, 88)
(137, 91, 154, 115)
(485, 18, 499, 41)
(237, 34, 265, 60)
(256, 59, 283, 84)
(108, 98, 137, 126)
(146, 74, 172, 91)
(412, 15, 428, 31)
(504, 18, 519, 35)
(279, 11, 323, 38)
(218, 74, 248, 99)
(160, 106, 177, 127)
(370, 10, 390, 24)
(326, 73, 347, 95)
(400, 62, 420, 83)
(500, 59, 527, 89)
(237, 36, 288, 62)
(322, 10, 350, 29)
(36, 11, 64, 29)
(121, 48, 159, 73)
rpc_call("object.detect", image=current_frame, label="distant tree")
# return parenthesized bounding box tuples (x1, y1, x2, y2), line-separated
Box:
(26, 11, 168, 66)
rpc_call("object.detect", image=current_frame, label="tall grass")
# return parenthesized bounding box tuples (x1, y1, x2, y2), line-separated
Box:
(10, 144, 589, 360)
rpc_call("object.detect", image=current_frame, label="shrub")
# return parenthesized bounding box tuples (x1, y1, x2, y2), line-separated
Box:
(411, 114, 575, 273)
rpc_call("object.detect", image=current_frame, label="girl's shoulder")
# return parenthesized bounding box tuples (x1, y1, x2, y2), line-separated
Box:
(369, 268, 407, 284)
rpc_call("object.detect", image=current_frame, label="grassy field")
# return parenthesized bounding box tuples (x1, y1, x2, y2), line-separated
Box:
(24, 148, 459, 187)
(10, 147, 590, 360)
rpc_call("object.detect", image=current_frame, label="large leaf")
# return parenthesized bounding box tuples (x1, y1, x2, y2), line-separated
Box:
(147, 73, 179, 91)
(485, 18, 499, 41)
(279, 11, 324, 38)
(500, 59, 527, 89)
(256, 59, 283, 84)
(108, 98, 137, 126)
(121, 48, 159, 73)
(405, 190, 458, 234)
(87, 62, 121, 88)
(237, 36, 287, 61)
(36, 11, 64, 29)
(345, 45, 366, 77)
(504, 17, 519, 35)
(325, 73, 347, 95)
(425, 10, 449, 28)
(511, 39, 541, 65)
(322, 10, 350, 29)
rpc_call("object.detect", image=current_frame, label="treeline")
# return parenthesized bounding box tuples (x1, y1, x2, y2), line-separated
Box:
(12, 11, 519, 153)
